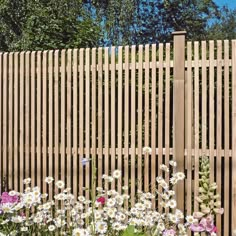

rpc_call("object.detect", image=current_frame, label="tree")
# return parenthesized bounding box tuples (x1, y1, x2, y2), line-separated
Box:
(84, 0, 220, 45)
(207, 6, 236, 40)
(0, 0, 101, 51)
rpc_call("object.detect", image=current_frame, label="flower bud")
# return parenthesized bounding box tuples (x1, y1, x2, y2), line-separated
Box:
(195, 197, 203, 203)
(213, 208, 224, 214)
(201, 207, 211, 214)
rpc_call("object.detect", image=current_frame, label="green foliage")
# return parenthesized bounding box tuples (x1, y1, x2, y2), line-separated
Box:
(207, 6, 236, 40)
(0, 0, 101, 51)
(84, 0, 220, 45)
(121, 225, 146, 236)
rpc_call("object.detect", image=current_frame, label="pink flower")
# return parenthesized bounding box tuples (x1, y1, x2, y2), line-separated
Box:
(190, 224, 205, 232)
(190, 215, 217, 234)
(163, 229, 176, 235)
(96, 196, 106, 205)
(0, 192, 19, 204)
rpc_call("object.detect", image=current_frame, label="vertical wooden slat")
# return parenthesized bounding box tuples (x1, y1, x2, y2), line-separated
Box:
(158, 44, 163, 211)
(19, 52, 24, 192)
(151, 44, 156, 207)
(25, 52, 30, 180)
(0, 53, 2, 191)
(194, 42, 199, 212)
(165, 43, 170, 192)
(131, 45, 136, 206)
(31, 52, 36, 187)
(216, 40, 222, 234)
(91, 48, 96, 196)
(186, 42, 192, 220)
(3, 53, 8, 190)
(54, 50, 59, 193)
(67, 49, 72, 190)
(61, 50, 66, 187)
(144, 44, 150, 192)
(232, 39, 236, 233)
(36, 51, 42, 190)
(202, 41, 207, 155)
(73, 49, 78, 197)
(48, 50, 53, 199)
(172, 31, 186, 212)
(8, 53, 13, 190)
(42, 51, 47, 194)
(110, 46, 116, 189)
(97, 48, 103, 188)
(209, 41, 215, 183)
(85, 48, 90, 199)
(0, 53, 1, 192)
(224, 40, 229, 236)
(104, 47, 109, 190)
(117, 46, 123, 193)
(79, 49, 84, 195)
(13, 53, 19, 191)
(124, 46, 129, 201)
(138, 45, 143, 192)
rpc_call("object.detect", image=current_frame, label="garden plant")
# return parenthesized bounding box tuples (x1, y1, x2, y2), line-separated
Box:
(0, 151, 223, 236)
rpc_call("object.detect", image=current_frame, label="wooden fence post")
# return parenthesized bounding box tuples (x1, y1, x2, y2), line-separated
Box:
(232, 39, 236, 234)
(172, 31, 186, 213)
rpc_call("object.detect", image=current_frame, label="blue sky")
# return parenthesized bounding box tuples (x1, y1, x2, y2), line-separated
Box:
(215, 0, 236, 9)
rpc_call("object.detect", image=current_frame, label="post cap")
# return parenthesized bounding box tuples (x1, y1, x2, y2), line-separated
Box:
(172, 31, 187, 36)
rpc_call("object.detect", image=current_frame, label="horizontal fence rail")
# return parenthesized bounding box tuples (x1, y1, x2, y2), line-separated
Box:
(0, 34, 235, 235)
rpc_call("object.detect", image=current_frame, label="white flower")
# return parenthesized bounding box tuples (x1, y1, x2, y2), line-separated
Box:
(168, 199, 177, 208)
(72, 228, 90, 236)
(175, 209, 184, 219)
(45, 176, 54, 184)
(41, 193, 48, 198)
(186, 215, 197, 224)
(156, 222, 165, 231)
(107, 198, 116, 207)
(48, 225, 56, 231)
(112, 222, 122, 230)
(107, 176, 114, 182)
(170, 177, 178, 185)
(143, 146, 152, 154)
(94, 210, 102, 220)
(159, 180, 169, 189)
(96, 221, 107, 234)
(115, 212, 126, 221)
(122, 186, 128, 191)
(33, 216, 43, 224)
(12, 216, 24, 223)
(135, 203, 145, 211)
(107, 208, 117, 218)
(169, 213, 178, 223)
(8, 190, 17, 196)
(169, 160, 177, 167)
(102, 174, 108, 179)
(55, 180, 65, 189)
(175, 172, 185, 180)
(113, 170, 121, 179)
(23, 178, 31, 184)
(78, 195, 86, 202)
(20, 227, 28, 231)
(160, 164, 169, 172)
(96, 187, 103, 192)
(168, 190, 175, 196)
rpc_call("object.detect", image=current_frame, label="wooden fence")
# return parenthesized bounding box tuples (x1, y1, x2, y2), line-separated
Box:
(0, 31, 236, 235)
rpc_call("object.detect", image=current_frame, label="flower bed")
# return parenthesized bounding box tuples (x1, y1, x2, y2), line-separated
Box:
(0, 155, 223, 236)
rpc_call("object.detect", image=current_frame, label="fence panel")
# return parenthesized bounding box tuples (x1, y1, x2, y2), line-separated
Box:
(0, 34, 235, 235)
